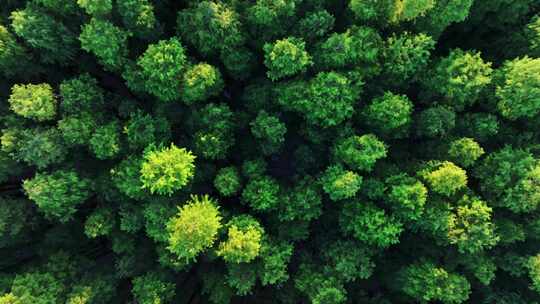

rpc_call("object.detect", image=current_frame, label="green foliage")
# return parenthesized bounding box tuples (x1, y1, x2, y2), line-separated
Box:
(23, 170, 91, 222)
(400, 262, 471, 304)
(111, 156, 146, 200)
(495, 56, 540, 120)
(340, 201, 403, 248)
(0, 25, 31, 77)
(527, 254, 540, 293)
(264, 37, 312, 81)
(242, 175, 280, 211)
(10, 6, 76, 64)
(333, 134, 387, 171)
(363, 92, 413, 136)
(448, 195, 499, 253)
(419, 161, 468, 196)
(124, 111, 170, 150)
(250, 110, 287, 155)
(181, 63, 224, 104)
(84, 207, 115, 238)
(260, 241, 293, 286)
(59, 74, 104, 114)
(137, 38, 187, 102)
(8, 127, 67, 168)
(320, 165, 363, 201)
(416, 106, 456, 138)
(89, 121, 121, 160)
(448, 137, 485, 167)
(58, 113, 97, 146)
(140, 144, 196, 195)
(166, 195, 221, 262)
(280, 177, 322, 222)
(132, 272, 175, 304)
(8, 83, 56, 122)
(117, 0, 159, 38)
(385, 174, 427, 221)
(214, 166, 241, 197)
(79, 18, 129, 71)
(296, 10, 335, 41)
(77, 0, 112, 16)
(217, 215, 264, 263)
(9, 272, 64, 304)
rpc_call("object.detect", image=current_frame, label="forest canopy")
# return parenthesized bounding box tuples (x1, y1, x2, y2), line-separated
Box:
(1, 0, 540, 303)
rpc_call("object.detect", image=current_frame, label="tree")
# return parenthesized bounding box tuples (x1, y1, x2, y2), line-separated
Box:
(423, 49, 493, 110)
(140, 144, 196, 196)
(214, 166, 241, 197)
(527, 254, 540, 293)
(217, 215, 264, 263)
(448, 137, 485, 167)
(79, 18, 129, 71)
(131, 271, 175, 304)
(23, 170, 91, 222)
(77, 0, 112, 16)
(84, 207, 115, 239)
(0, 25, 32, 77)
(340, 201, 403, 248)
(495, 56, 540, 120)
(181, 63, 224, 104)
(59, 74, 104, 114)
(448, 195, 499, 253)
(166, 195, 222, 262)
(385, 174, 427, 221)
(241, 175, 280, 212)
(8, 83, 56, 122)
(416, 106, 456, 138)
(263, 37, 312, 81)
(250, 110, 287, 155)
(117, 0, 160, 39)
(10, 6, 76, 64)
(419, 161, 468, 196)
(333, 134, 387, 172)
(363, 92, 413, 136)
(320, 165, 363, 201)
(399, 261, 471, 304)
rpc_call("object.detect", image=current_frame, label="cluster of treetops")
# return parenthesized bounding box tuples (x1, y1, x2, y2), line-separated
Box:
(1, 0, 540, 303)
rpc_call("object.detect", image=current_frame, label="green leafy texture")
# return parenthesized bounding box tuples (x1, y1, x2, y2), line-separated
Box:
(457, 113, 499, 142)
(245, 0, 298, 47)
(89, 121, 121, 160)
(110, 156, 146, 200)
(279, 176, 322, 222)
(9, 272, 64, 304)
(385, 174, 427, 222)
(389, 0, 436, 22)
(23, 170, 91, 222)
(475, 146, 540, 213)
(217, 215, 264, 263)
(495, 56, 540, 120)
(399, 262, 471, 304)
(416, 106, 456, 138)
(219, 46, 256, 81)
(314, 26, 381, 71)
(84, 207, 115, 239)
(419, 161, 467, 197)
(8, 83, 56, 122)
(58, 113, 97, 146)
(448, 137, 485, 167)
(363, 92, 413, 137)
(117, 0, 159, 38)
(527, 254, 540, 293)
(140, 143, 196, 196)
(263, 37, 312, 81)
(214, 166, 241, 197)
(447, 195, 499, 254)
(144, 201, 176, 243)
(250, 110, 287, 155)
(320, 165, 363, 202)
(295, 10, 335, 41)
(322, 240, 374, 283)
(33, 0, 78, 15)
(241, 175, 280, 212)
(414, 0, 474, 38)
(340, 201, 403, 248)
(259, 241, 293, 286)
(79, 18, 129, 71)
(461, 254, 497, 286)
(137, 38, 187, 102)
(10, 6, 76, 64)
(382, 32, 435, 84)
(0, 25, 31, 77)
(59, 74, 104, 114)
(423, 49, 493, 111)
(225, 263, 257, 296)
(177, 1, 245, 57)
(124, 111, 170, 151)
(527, 15, 540, 57)
(166, 195, 221, 262)
(10, 127, 66, 169)
(349, 0, 390, 23)
(181, 63, 224, 104)
(131, 271, 175, 304)
(295, 263, 347, 304)
(333, 134, 387, 172)
(77, 0, 112, 16)
(299, 72, 361, 128)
